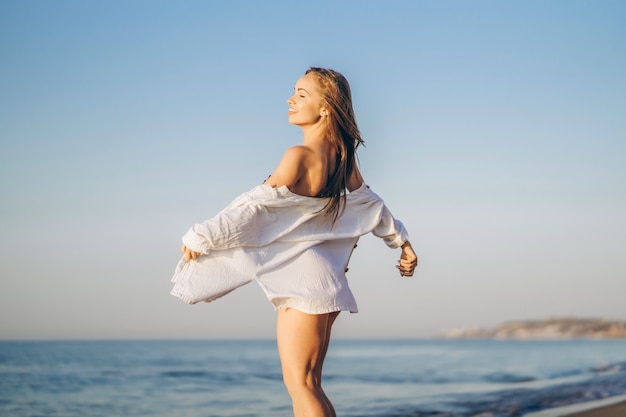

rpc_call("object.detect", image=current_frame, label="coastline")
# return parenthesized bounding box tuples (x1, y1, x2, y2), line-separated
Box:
(524, 394, 626, 417)
(440, 317, 626, 340)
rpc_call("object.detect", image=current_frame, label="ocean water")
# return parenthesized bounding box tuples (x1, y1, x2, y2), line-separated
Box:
(1, 339, 626, 417)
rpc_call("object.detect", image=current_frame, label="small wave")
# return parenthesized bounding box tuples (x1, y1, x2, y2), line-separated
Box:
(161, 370, 212, 378)
(251, 372, 283, 382)
(547, 369, 585, 379)
(545, 361, 626, 380)
(592, 361, 626, 374)
(483, 372, 536, 383)
(327, 372, 447, 385)
(397, 371, 626, 417)
(159, 370, 254, 385)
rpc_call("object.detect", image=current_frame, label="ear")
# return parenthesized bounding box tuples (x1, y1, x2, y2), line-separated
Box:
(320, 107, 329, 117)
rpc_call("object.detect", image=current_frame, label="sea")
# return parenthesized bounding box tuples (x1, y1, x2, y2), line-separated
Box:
(1, 339, 626, 417)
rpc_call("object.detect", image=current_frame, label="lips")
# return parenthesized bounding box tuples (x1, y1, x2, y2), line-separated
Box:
(288, 108, 296, 114)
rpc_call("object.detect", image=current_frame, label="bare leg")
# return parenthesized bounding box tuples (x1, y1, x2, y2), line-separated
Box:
(318, 311, 338, 417)
(276, 309, 339, 417)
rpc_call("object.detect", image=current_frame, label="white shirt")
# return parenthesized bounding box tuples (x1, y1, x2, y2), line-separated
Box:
(170, 182, 409, 314)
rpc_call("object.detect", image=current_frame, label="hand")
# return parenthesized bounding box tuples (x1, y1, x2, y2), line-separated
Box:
(181, 244, 202, 262)
(396, 241, 418, 277)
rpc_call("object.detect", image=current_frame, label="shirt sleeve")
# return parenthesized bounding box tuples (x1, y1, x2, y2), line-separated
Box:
(371, 204, 409, 248)
(182, 202, 278, 254)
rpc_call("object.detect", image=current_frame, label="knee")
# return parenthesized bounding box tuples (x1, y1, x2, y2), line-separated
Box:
(282, 369, 321, 395)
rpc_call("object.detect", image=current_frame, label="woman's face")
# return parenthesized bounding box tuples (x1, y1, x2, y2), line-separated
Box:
(287, 74, 326, 127)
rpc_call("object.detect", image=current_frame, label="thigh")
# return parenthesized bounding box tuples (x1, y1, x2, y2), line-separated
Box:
(276, 309, 332, 382)
(320, 311, 340, 362)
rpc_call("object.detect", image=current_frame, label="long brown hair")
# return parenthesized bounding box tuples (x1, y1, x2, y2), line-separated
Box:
(305, 67, 365, 224)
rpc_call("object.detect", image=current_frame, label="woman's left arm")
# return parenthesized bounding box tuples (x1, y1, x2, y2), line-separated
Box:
(366, 189, 418, 277)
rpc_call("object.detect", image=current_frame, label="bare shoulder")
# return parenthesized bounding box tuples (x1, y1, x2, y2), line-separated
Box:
(279, 145, 318, 169)
(283, 145, 314, 160)
(265, 146, 310, 189)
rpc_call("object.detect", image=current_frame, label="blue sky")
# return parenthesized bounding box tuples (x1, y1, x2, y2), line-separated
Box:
(1, 0, 625, 340)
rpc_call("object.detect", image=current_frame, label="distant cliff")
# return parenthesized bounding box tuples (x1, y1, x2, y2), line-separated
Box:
(440, 317, 626, 340)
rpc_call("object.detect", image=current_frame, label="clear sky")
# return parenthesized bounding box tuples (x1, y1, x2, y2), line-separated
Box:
(1, 0, 625, 340)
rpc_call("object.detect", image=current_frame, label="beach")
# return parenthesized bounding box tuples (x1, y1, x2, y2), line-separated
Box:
(567, 401, 626, 417)
(525, 395, 626, 417)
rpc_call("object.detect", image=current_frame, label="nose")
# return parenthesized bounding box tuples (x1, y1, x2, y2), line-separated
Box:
(287, 95, 295, 105)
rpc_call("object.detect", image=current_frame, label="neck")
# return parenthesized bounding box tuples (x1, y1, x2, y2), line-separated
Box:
(300, 121, 328, 146)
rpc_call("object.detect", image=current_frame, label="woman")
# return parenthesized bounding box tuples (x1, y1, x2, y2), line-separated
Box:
(173, 67, 417, 417)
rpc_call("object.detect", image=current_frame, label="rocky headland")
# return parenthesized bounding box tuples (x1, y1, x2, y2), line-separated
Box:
(440, 317, 626, 340)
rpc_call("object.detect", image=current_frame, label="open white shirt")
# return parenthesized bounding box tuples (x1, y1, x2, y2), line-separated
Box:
(170, 182, 409, 314)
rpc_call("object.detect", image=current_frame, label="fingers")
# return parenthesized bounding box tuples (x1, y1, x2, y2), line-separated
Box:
(399, 255, 418, 268)
(181, 245, 200, 262)
(397, 241, 418, 276)
(396, 265, 416, 277)
(399, 257, 418, 267)
(396, 255, 418, 277)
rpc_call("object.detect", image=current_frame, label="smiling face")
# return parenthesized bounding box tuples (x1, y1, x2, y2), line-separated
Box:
(287, 74, 327, 127)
